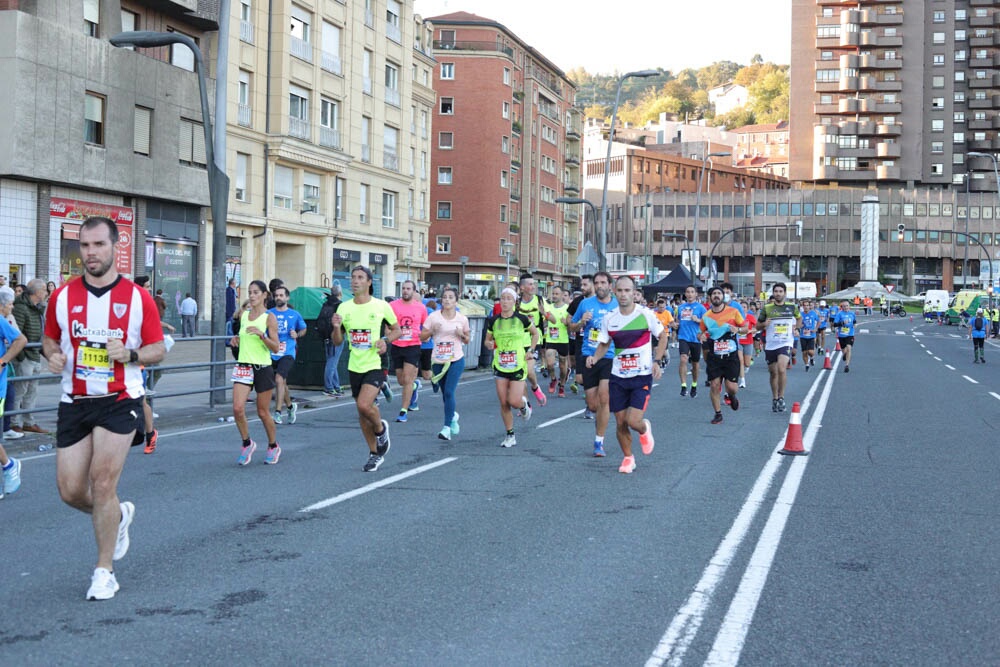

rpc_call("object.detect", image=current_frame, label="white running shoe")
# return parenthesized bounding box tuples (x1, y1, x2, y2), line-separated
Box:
(520, 401, 533, 423)
(113, 501, 135, 561)
(500, 433, 517, 448)
(738, 377, 746, 388)
(87, 567, 119, 601)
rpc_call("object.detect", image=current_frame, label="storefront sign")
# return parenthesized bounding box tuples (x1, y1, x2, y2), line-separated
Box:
(52, 197, 135, 275)
(333, 248, 362, 262)
(369, 252, 388, 265)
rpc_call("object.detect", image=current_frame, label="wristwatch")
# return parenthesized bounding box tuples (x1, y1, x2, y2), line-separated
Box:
(129, 349, 139, 364)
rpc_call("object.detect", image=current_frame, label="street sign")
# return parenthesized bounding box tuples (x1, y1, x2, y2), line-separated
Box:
(885, 284, 895, 293)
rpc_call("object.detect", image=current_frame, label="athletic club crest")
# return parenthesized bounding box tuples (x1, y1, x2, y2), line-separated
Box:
(113, 303, 127, 319)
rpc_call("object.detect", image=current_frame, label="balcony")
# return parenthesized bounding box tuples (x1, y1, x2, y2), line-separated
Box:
(564, 209, 580, 222)
(386, 21, 401, 43)
(385, 86, 401, 107)
(813, 165, 839, 180)
(563, 236, 579, 250)
(321, 52, 342, 75)
(970, 13, 1000, 28)
(565, 150, 581, 165)
(432, 40, 514, 59)
(817, 141, 839, 157)
(877, 143, 902, 158)
(969, 97, 994, 109)
(240, 20, 254, 44)
(319, 127, 341, 150)
(566, 124, 581, 139)
(563, 181, 580, 194)
(383, 151, 399, 171)
(969, 75, 998, 89)
(876, 123, 902, 136)
(237, 104, 251, 127)
(364, 9, 374, 28)
(841, 31, 860, 47)
(876, 164, 901, 180)
(288, 116, 310, 140)
(839, 76, 859, 92)
(290, 37, 312, 63)
(874, 79, 903, 92)
(858, 120, 878, 135)
(510, 186, 521, 201)
(969, 117, 993, 130)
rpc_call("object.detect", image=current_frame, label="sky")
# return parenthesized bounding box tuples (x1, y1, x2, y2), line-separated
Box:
(413, 0, 792, 75)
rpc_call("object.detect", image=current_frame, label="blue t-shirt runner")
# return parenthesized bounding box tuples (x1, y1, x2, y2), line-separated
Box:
(676, 301, 707, 343)
(572, 295, 619, 360)
(269, 307, 307, 360)
(832, 309, 857, 337)
(800, 310, 819, 339)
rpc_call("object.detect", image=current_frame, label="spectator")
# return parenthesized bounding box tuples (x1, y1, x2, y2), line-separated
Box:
(46, 281, 57, 303)
(266, 278, 284, 309)
(0, 286, 27, 493)
(154, 288, 168, 320)
(179, 292, 198, 337)
(225, 278, 238, 331)
(11, 278, 48, 435)
(0, 275, 6, 288)
(316, 283, 344, 396)
(14, 284, 23, 297)
(1, 286, 22, 441)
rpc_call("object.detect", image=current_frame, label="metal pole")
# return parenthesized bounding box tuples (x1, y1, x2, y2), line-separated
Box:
(598, 78, 627, 273)
(645, 192, 652, 284)
(965, 173, 970, 290)
(693, 151, 707, 282)
(211, 1, 231, 408)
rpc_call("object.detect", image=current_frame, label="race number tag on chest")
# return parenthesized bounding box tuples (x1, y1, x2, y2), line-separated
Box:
(434, 341, 455, 362)
(714, 339, 736, 355)
(618, 353, 640, 374)
(278, 341, 287, 355)
(231, 364, 254, 384)
(75, 341, 112, 382)
(774, 323, 789, 335)
(589, 327, 600, 343)
(549, 326, 560, 339)
(349, 329, 372, 350)
(498, 350, 518, 371)
(400, 325, 413, 341)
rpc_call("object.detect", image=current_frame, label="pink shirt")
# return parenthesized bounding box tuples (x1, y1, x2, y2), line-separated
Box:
(390, 298, 428, 347)
(424, 310, 469, 362)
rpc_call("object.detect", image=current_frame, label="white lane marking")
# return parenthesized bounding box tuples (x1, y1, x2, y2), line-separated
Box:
(859, 329, 869, 334)
(934, 357, 941, 361)
(926, 350, 933, 355)
(300, 457, 457, 512)
(946, 365, 956, 370)
(704, 356, 840, 666)
(919, 344, 926, 348)
(950, 334, 960, 339)
(895, 331, 905, 335)
(645, 356, 833, 667)
(963, 375, 979, 384)
(991, 392, 1000, 401)
(537, 410, 585, 428)
(913, 331, 924, 336)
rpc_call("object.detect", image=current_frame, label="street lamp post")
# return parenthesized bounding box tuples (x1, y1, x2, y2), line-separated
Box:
(501, 240, 515, 288)
(692, 148, 731, 283)
(556, 196, 599, 267)
(598, 69, 659, 272)
(459, 255, 468, 296)
(110, 29, 231, 407)
(969, 151, 1000, 292)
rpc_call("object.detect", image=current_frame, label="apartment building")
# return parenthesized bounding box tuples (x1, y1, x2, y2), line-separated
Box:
(731, 121, 790, 177)
(790, 0, 1000, 192)
(0, 1, 215, 331)
(223, 0, 435, 295)
(424, 12, 581, 295)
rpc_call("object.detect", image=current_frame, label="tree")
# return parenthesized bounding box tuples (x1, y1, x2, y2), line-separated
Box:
(712, 107, 757, 130)
(748, 70, 790, 123)
(696, 61, 742, 91)
(583, 104, 608, 121)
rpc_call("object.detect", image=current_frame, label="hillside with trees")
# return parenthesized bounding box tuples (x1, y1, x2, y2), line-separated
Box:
(567, 55, 789, 128)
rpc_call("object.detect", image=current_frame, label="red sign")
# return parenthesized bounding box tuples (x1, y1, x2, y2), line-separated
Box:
(51, 197, 135, 275)
(885, 284, 895, 293)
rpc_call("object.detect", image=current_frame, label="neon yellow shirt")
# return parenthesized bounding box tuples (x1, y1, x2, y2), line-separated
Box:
(336, 298, 397, 373)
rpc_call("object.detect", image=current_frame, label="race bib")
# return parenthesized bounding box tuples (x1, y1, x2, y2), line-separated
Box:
(714, 339, 736, 355)
(774, 324, 789, 335)
(840, 327, 851, 336)
(434, 341, 455, 362)
(618, 353, 640, 374)
(349, 329, 372, 350)
(231, 364, 254, 385)
(498, 350, 518, 371)
(803, 328, 813, 336)
(589, 328, 600, 343)
(400, 325, 413, 342)
(681, 310, 693, 321)
(278, 341, 287, 355)
(75, 341, 112, 382)
(548, 326, 560, 339)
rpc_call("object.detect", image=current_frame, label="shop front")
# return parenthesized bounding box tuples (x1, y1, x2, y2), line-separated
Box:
(52, 197, 135, 284)
(143, 200, 203, 331)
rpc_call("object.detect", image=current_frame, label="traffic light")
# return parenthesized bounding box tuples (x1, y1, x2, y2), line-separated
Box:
(897, 223, 905, 241)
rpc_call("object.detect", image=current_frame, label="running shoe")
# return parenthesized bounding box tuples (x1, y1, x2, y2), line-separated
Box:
(680, 385, 688, 397)
(619, 456, 636, 474)
(711, 412, 724, 425)
(558, 386, 566, 398)
(409, 381, 420, 410)
(87, 568, 119, 601)
(724, 394, 731, 406)
(520, 401, 533, 423)
(690, 386, 698, 399)
(805, 364, 810, 373)
(729, 394, 740, 411)
(639, 419, 655, 455)
(114, 501, 135, 561)
(3, 429, 24, 440)
(288, 402, 298, 424)
(772, 399, 779, 413)
(450, 412, 460, 435)
(264, 445, 282, 465)
(549, 379, 558, 394)
(569, 382, 579, 394)
(738, 377, 746, 388)
(432, 381, 440, 394)
(593, 441, 606, 457)
(2, 458, 21, 494)
(500, 433, 517, 448)
(533, 385, 547, 406)
(323, 389, 339, 397)
(144, 429, 158, 455)
(438, 426, 451, 441)
(791, 354, 797, 366)
(363, 453, 384, 472)
(381, 382, 393, 401)
(376, 419, 391, 456)
(583, 409, 595, 420)
(776, 397, 786, 412)
(273, 411, 283, 425)
(396, 410, 408, 423)
(238, 440, 257, 466)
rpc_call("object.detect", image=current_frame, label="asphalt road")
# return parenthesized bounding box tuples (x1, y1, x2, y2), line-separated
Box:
(4, 316, 1000, 666)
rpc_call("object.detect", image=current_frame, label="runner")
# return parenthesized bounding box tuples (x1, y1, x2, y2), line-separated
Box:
(268, 285, 307, 425)
(831, 299, 857, 373)
(699, 286, 747, 424)
(544, 285, 572, 398)
(0, 287, 26, 497)
(737, 300, 756, 388)
(971, 307, 989, 363)
(420, 287, 470, 440)
(330, 266, 402, 471)
(587, 276, 666, 473)
(134, 275, 175, 454)
(42, 216, 165, 600)
(567, 275, 594, 404)
(570, 271, 618, 457)
(229, 280, 282, 465)
(756, 282, 801, 412)
(389, 280, 428, 423)
(799, 299, 820, 370)
(485, 287, 539, 448)
(652, 298, 674, 370)
(674, 285, 707, 398)
(516, 274, 549, 407)
(815, 299, 831, 351)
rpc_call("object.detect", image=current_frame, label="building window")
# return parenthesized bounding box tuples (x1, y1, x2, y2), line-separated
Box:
(303, 172, 321, 212)
(289, 85, 310, 139)
(235, 153, 249, 201)
(83, 0, 99, 36)
(385, 62, 400, 107)
(501, 171, 508, 188)
(383, 125, 399, 171)
(320, 97, 340, 149)
(321, 22, 342, 74)
(386, 0, 401, 43)
(382, 191, 396, 228)
(933, 10, 945, 22)
(933, 54, 945, 66)
(169, 30, 196, 71)
(290, 8, 312, 62)
(360, 183, 369, 224)
(503, 67, 511, 85)
(931, 164, 944, 175)
(932, 32, 946, 45)
(932, 76, 945, 88)
(133, 106, 151, 155)
(440, 97, 454, 114)
(239, 0, 253, 43)
(121, 9, 138, 44)
(931, 141, 944, 153)
(363, 49, 372, 94)
(502, 136, 509, 153)
(178, 118, 206, 166)
(439, 132, 454, 149)
(500, 204, 507, 222)
(932, 97, 944, 109)
(361, 116, 371, 162)
(238, 70, 252, 127)
(502, 101, 510, 119)
(273, 165, 294, 209)
(436, 235, 451, 254)
(437, 202, 452, 220)
(438, 167, 452, 184)
(335, 177, 345, 219)
(441, 63, 455, 80)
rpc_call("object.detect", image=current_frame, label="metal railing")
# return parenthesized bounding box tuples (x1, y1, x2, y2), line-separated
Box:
(385, 86, 401, 107)
(432, 40, 514, 58)
(240, 20, 254, 44)
(386, 21, 401, 43)
(237, 104, 252, 127)
(290, 36, 312, 62)
(319, 126, 341, 149)
(288, 116, 310, 140)
(321, 52, 342, 75)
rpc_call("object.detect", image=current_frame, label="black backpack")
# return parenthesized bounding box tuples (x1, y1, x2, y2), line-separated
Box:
(975, 315, 985, 331)
(315, 295, 340, 341)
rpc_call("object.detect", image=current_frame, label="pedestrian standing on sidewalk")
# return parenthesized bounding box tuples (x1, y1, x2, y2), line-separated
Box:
(316, 284, 344, 396)
(179, 293, 197, 337)
(330, 266, 401, 472)
(225, 278, 238, 337)
(0, 287, 27, 497)
(971, 307, 989, 363)
(43, 216, 165, 600)
(485, 287, 539, 448)
(11, 278, 49, 435)
(421, 287, 470, 441)
(228, 280, 282, 465)
(587, 276, 667, 473)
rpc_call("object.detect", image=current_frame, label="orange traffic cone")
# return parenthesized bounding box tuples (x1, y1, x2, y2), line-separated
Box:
(835, 339, 841, 352)
(778, 402, 809, 456)
(822, 351, 833, 370)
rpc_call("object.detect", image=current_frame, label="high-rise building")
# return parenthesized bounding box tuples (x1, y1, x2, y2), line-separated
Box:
(424, 12, 581, 295)
(790, 0, 1000, 192)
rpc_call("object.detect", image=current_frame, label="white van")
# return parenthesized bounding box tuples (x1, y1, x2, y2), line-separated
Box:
(768, 282, 817, 300)
(924, 289, 949, 315)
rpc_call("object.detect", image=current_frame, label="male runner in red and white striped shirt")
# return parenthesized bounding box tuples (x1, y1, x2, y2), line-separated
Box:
(43, 216, 164, 601)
